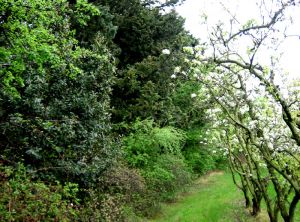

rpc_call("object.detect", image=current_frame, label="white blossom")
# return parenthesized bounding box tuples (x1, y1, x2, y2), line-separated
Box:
(171, 74, 176, 79)
(191, 93, 197, 98)
(162, 49, 170, 55)
(183, 46, 194, 54)
(174, 66, 181, 73)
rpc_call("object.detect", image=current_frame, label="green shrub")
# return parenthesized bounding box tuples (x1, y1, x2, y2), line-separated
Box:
(184, 147, 216, 175)
(183, 127, 225, 175)
(0, 0, 116, 186)
(122, 119, 186, 168)
(80, 164, 147, 221)
(80, 191, 125, 222)
(142, 154, 192, 202)
(0, 164, 79, 222)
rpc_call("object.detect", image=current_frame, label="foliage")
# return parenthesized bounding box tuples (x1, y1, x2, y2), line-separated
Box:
(0, 0, 116, 186)
(142, 154, 192, 201)
(169, 81, 205, 128)
(0, 0, 219, 220)
(182, 127, 227, 175)
(122, 119, 186, 168)
(79, 191, 126, 222)
(0, 163, 79, 222)
(96, 0, 187, 66)
(99, 0, 198, 124)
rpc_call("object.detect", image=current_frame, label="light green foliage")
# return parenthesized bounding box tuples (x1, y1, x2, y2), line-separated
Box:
(141, 155, 192, 201)
(122, 119, 186, 168)
(121, 119, 192, 216)
(0, 164, 79, 221)
(1, 0, 74, 97)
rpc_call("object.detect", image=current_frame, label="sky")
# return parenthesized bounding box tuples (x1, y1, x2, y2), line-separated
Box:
(176, 0, 300, 82)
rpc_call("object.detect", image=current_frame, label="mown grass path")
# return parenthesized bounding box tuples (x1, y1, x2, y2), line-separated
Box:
(149, 171, 261, 222)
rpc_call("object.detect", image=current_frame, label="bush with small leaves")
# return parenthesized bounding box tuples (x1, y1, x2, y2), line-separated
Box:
(0, 163, 79, 222)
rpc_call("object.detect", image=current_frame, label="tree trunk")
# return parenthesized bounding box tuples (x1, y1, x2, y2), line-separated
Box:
(242, 189, 251, 208)
(283, 193, 300, 222)
(251, 197, 261, 216)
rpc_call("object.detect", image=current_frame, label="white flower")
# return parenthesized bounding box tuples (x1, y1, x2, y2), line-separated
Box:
(212, 150, 217, 154)
(174, 66, 181, 73)
(194, 45, 203, 52)
(171, 74, 176, 79)
(248, 120, 258, 130)
(183, 46, 194, 54)
(191, 93, 197, 98)
(192, 59, 201, 66)
(193, 74, 198, 78)
(162, 49, 170, 55)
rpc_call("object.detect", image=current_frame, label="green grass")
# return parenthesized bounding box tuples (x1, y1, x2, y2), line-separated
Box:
(149, 171, 256, 222)
(148, 171, 299, 222)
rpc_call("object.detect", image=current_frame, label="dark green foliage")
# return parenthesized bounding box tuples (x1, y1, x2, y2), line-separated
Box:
(169, 81, 206, 128)
(112, 46, 199, 124)
(0, 163, 79, 221)
(96, 0, 186, 66)
(183, 128, 226, 175)
(0, 0, 216, 220)
(97, 0, 198, 124)
(0, 0, 116, 186)
(184, 147, 216, 174)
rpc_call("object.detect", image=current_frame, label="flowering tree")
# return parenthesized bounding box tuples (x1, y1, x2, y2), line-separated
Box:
(183, 1, 300, 221)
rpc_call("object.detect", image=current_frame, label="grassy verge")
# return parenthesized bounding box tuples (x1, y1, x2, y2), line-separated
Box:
(149, 171, 291, 222)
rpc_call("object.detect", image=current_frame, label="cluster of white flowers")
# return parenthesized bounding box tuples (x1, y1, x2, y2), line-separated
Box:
(184, 58, 190, 63)
(259, 163, 267, 168)
(232, 137, 239, 144)
(191, 59, 201, 66)
(191, 93, 197, 98)
(183, 46, 194, 54)
(194, 45, 204, 52)
(171, 74, 176, 79)
(248, 120, 258, 130)
(174, 66, 181, 73)
(240, 106, 249, 115)
(162, 49, 170, 55)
